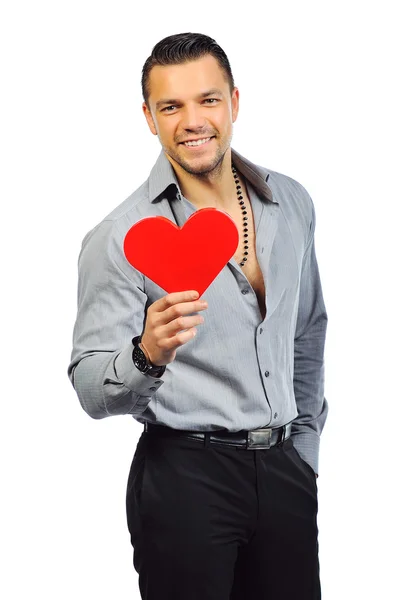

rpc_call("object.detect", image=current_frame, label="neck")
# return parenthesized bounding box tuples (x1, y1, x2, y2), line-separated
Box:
(165, 149, 237, 211)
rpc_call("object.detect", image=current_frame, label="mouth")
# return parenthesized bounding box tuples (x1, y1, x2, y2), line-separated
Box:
(180, 136, 215, 149)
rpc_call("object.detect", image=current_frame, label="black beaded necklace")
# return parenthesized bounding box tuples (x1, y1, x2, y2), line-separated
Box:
(232, 165, 249, 267)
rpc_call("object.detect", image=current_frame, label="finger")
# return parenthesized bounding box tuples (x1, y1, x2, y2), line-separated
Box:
(149, 299, 207, 329)
(155, 314, 204, 341)
(158, 327, 198, 351)
(154, 291, 200, 313)
(162, 300, 208, 324)
(175, 327, 198, 345)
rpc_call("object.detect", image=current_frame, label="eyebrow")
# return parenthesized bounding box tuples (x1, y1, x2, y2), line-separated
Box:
(155, 88, 224, 110)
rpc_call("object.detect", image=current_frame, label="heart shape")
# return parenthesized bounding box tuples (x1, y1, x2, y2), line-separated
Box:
(123, 208, 239, 296)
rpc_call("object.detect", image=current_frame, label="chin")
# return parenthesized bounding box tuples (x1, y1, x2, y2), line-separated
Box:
(182, 151, 225, 174)
(184, 159, 220, 176)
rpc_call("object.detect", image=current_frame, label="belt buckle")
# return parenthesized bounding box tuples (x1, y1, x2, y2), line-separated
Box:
(247, 428, 272, 449)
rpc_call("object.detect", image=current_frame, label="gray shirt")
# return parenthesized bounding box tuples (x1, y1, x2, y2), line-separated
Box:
(67, 148, 328, 475)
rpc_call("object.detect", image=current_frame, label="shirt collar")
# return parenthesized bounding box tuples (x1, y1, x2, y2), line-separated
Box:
(148, 147, 276, 204)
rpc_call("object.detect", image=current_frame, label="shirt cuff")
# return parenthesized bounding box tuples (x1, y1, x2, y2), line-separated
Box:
(290, 430, 320, 476)
(114, 342, 165, 397)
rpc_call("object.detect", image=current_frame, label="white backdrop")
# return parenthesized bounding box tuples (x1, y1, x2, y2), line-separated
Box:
(1, 1, 398, 598)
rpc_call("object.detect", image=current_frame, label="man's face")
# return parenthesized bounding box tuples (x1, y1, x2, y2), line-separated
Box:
(143, 54, 239, 176)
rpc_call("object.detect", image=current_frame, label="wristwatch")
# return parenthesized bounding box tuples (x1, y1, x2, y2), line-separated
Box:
(132, 336, 166, 378)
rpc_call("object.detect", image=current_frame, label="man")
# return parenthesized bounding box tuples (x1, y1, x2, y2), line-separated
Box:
(68, 32, 328, 600)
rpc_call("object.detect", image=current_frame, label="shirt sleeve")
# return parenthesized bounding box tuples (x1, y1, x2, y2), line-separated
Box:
(291, 197, 328, 476)
(67, 218, 164, 419)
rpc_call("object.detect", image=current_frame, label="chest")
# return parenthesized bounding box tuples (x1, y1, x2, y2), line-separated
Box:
(230, 202, 267, 319)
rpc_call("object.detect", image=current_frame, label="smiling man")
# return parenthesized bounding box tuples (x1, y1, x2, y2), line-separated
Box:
(68, 32, 328, 600)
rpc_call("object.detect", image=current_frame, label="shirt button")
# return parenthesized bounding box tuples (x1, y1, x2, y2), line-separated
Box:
(149, 387, 157, 392)
(241, 288, 249, 295)
(259, 328, 263, 334)
(274, 412, 278, 419)
(264, 371, 270, 377)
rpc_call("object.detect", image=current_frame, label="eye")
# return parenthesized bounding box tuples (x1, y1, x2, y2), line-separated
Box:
(161, 98, 220, 112)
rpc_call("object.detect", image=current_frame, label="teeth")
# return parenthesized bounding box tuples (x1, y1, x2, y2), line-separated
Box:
(184, 137, 211, 147)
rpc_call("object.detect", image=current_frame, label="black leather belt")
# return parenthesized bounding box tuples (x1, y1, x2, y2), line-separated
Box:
(144, 422, 292, 450)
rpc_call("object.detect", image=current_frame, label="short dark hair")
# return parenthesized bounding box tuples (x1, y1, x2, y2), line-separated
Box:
(141, 32, 235, 106)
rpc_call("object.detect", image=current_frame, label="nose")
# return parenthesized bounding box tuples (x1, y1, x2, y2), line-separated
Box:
(180, 103, 207, 131)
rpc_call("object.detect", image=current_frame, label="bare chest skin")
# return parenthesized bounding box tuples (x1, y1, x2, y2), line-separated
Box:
(228, 182, 267, 320)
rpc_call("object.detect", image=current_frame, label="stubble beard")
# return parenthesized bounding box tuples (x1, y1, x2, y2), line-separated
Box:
(164, 130, 233, 179)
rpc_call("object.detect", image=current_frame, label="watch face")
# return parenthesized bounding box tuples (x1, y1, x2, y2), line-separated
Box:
(133, 345, 148, 372)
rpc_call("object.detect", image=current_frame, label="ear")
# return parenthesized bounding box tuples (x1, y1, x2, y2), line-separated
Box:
(231, 87, 239, 123)
(142, 102, 158, 136)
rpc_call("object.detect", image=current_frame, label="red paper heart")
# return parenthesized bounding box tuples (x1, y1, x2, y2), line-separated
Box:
(123, 208, 239, 296)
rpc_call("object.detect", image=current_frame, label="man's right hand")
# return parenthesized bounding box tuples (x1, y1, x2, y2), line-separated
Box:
(140, 290, 208, 367)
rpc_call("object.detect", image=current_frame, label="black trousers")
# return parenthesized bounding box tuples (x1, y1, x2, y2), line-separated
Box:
(126, 428, 321, 599)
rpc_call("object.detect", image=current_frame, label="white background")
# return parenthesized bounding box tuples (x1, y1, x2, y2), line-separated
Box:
(1, 1, 398, 598)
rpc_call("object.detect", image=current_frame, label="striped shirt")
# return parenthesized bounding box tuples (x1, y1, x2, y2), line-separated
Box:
(67, 147, 328, 475)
